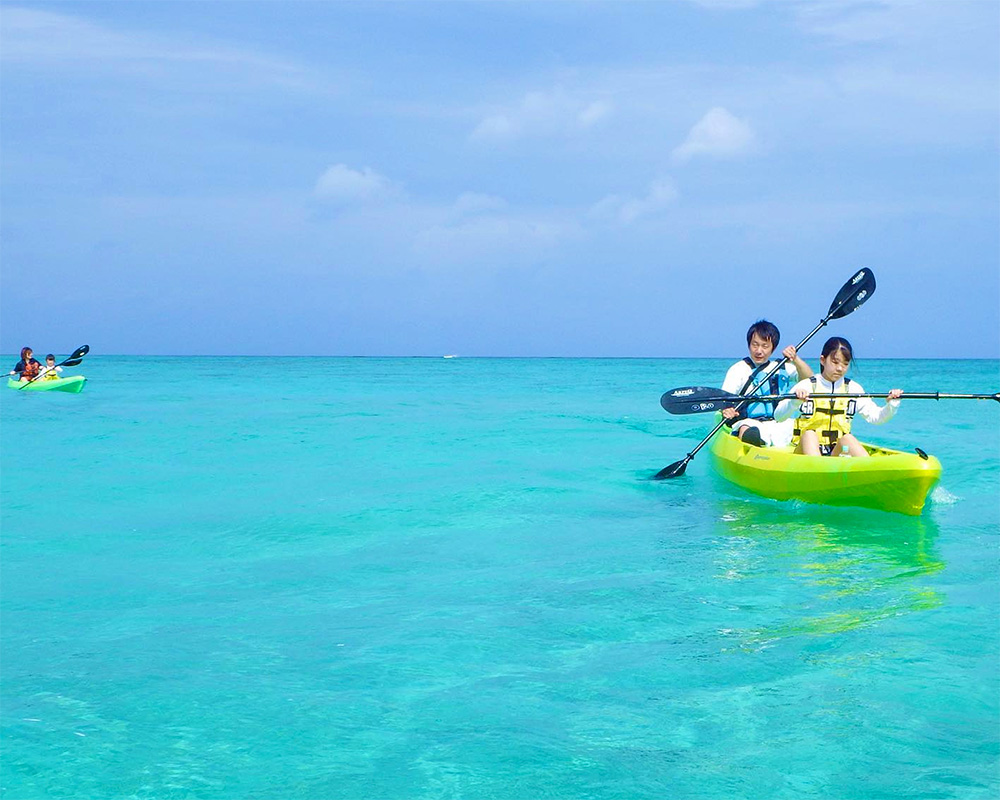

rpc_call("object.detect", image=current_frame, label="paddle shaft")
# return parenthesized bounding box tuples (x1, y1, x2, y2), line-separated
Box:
(746, 392, 999, 401)
(664, 390, 1000, 415)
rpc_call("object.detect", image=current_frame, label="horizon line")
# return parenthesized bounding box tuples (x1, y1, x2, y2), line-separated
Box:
(7, 353, 998, 361)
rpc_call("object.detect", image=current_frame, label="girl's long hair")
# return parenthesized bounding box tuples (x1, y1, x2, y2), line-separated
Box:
(820, 336, 853, 363)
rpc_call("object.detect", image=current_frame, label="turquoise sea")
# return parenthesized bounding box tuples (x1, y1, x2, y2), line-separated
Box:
(2, 356, 998, 799)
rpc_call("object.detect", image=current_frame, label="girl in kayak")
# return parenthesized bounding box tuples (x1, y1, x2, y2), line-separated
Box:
(10, 346, 41, 382)
(774, 336, 902, 457)
(39, 354, 63, 380)
(720, 320, 813, 447)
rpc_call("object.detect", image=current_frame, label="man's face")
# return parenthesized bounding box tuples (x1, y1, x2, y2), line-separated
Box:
(748, 333, 775, 365)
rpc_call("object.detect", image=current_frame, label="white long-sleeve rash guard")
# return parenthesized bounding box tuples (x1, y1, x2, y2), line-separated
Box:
(774, 375, 899, 426)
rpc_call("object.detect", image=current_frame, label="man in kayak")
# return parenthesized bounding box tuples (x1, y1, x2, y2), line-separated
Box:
(720, 320, 813, 447)
(10, 346, 42, 382)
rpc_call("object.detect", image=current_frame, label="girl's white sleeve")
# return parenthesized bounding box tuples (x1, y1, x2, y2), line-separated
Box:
(851, 381, 899, 424)
(773, 379, 807, 421)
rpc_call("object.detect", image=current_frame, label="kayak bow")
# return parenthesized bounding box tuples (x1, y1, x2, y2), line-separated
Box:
(709, 424, 941, 516)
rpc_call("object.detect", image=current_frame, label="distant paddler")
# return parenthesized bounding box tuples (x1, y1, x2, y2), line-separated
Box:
(8, 344, 90, 392)
(39, 354, 64, 381)
(9, 346, 42, 382)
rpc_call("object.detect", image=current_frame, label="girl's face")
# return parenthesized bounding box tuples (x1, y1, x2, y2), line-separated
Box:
(820, 350, 851, 382)
(24, 349, 32, 361)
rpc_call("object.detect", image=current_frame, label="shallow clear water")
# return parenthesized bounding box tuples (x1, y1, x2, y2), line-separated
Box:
(2, 357, 998, 799)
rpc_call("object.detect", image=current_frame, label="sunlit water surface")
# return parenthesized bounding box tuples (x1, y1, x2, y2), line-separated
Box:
(2, 357, 998, 799)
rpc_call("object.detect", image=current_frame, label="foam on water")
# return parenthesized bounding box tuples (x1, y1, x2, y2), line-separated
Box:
(931, 485, 960, 505)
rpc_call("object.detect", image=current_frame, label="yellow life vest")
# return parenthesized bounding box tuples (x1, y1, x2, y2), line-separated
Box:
(792, 377, 857, 446)
(42, 369, 59, 381)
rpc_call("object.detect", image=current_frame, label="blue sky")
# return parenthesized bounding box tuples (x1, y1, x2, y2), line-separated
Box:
(1, 0, 997, 357)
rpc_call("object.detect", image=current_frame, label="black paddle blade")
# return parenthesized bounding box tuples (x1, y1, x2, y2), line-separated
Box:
(653, 458, 689, 480)
(828, 268, 876, 319)
(50, 345, 90, 370)
(661, 387, 740, 415)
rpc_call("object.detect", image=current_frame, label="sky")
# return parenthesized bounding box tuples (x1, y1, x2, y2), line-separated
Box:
(1, 0, 997, 357)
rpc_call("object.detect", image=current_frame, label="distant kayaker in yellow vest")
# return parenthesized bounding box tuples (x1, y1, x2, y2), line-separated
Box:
(720, 320, 813, 447)
(39, 354, 63, 381)
(774, 336, 902, 457)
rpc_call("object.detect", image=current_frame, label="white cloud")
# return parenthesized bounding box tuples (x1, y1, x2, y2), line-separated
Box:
(471, 114, 518, 141)
(4, 8, 234, 65)
(1, 7, 315, 91)
(590, 179, 679, 225)
(793, 0, 946, 45)
(684, 0, 764, 8)
(451, 192, 508, 218)
(314, 164, 395, 204)
(412, 191, 577, 264)
(671, 107, 755, 164)
(578, 101, 612, 128)
(1, 7, 182, 62)
(685, 0, 967, 47)
(471, 89, 613, 143)
(305, 182, 573, 267)
(413, 215, 569, 265)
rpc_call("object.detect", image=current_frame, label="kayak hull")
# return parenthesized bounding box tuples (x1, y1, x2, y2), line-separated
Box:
(7, 375, 87, 393)
(709, 427, 941, 516)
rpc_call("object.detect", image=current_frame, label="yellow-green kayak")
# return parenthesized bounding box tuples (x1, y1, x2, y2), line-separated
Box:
(7, 375, 87, 393)
(709, 426, 941, 516)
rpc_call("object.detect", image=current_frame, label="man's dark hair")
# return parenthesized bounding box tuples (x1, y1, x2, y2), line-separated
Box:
(746, 320, 780, 348)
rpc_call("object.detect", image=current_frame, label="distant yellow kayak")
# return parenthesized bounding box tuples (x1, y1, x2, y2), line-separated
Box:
(709, 423, 941, 516)
(7, 375, 87, 393)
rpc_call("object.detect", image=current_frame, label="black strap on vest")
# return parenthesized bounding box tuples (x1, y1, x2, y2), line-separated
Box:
(734, 357, 782, 420)
(738, 357, 766, 395)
